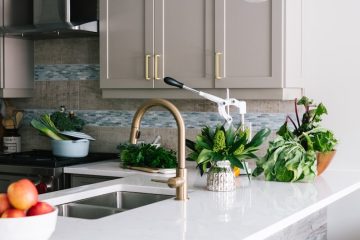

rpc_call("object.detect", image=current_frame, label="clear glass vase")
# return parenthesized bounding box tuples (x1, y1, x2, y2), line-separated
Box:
(207, 160, 235, 192)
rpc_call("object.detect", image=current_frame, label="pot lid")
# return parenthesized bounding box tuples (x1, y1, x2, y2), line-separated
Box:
(60, 131, 96, 141)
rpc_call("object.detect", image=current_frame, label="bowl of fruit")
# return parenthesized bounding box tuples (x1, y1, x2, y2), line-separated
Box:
(0, 179, 57, 240)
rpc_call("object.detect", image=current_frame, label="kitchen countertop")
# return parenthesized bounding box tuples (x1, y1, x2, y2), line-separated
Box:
(41, 167, 360, 240)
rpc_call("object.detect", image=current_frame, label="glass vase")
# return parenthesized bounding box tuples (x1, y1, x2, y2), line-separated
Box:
(207, 160, 235, 192)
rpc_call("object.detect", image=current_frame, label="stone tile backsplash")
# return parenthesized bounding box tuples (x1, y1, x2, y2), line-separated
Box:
(23, 109, 292, 131)
(11, 37, 295, 152)
(35, 64, 99, 81)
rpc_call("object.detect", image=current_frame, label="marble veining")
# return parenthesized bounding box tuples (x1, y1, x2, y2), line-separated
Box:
(23, 109, 294, 130)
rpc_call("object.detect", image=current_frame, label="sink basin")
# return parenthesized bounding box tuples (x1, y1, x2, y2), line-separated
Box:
(57, 191, 173, 219)
(58, 203, 123, 219)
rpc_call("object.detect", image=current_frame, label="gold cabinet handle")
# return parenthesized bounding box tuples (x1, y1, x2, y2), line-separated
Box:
(145, 55, 151, 80)
(215, 52, 222, 80)
(154, 54, 161, 80)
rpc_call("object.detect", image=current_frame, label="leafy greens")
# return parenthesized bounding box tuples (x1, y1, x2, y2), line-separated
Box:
(51, 110, 85, 131)
(277, 96, 337, 152)
(252, 136, 317, 182)
(253, 96, 337, 182)
(118, 143, 177, 169)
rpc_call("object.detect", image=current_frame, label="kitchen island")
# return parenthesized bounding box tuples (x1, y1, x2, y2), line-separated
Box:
(40, 164, 360, 240)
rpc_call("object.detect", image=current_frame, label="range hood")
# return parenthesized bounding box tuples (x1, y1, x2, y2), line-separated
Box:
(6, 0, 98, 39)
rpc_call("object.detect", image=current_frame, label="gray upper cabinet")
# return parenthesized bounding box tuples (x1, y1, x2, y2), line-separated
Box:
(101, 0, 214, 90)
(0, 0, 34, 98)
(154, 0, 214, 88)
(214, 0, 302, 90)
(215, 0, 281, 88)
(101, 0, 303, 100)
(0, 38, 34, 98)
(100, 0, 154, 89)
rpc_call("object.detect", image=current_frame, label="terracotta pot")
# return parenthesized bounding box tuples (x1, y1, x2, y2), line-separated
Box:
(317, 151, 336, 176)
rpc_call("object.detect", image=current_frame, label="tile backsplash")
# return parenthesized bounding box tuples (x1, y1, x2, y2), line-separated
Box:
(11, 37, 294, 153)
(35, 64, 99, 81)
(23, 109, 293, 131)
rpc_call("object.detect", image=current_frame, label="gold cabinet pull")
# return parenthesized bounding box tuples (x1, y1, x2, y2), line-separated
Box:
(145, 55, 151, 80)
(215, 52, 222, 80)
(154, 54, 161, 80)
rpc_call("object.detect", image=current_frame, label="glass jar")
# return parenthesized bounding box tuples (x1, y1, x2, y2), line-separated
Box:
(3, 129, 21, 153)
(207, 160, 235, 192)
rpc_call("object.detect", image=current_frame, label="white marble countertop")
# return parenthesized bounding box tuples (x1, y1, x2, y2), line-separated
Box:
(40, 167, 360, 240)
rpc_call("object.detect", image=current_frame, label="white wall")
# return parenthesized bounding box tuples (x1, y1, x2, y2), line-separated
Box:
(304, 0, 360, 170)
(303, 0, 360, 238)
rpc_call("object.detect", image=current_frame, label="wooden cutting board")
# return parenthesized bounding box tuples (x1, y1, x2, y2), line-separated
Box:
(127, 166, 176, 174)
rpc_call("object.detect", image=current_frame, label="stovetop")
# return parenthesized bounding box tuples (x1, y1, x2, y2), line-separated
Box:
(0, 150, 119, 168)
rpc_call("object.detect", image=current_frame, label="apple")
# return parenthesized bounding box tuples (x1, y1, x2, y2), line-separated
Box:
(27, 202, 54, 216)
(1, 209, 26, 218)
(7, 179, 38, 210)
(0, 193, 11, 215)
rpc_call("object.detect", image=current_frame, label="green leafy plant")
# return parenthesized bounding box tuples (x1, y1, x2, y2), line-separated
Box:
(252, 136, 317, 182)
(277, 96, 337, 152)
(50, 107, 85, 131)
(253, 96, 337, 182)
(187, 124, 271, 179)
(31, 114, 69, 140)
(118, 143, 177, 169)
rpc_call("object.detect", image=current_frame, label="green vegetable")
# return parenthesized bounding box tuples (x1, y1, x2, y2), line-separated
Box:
(118, 143, 177, 169)
(187, 124, 271, 179)
(310, 129, 337, 152)
(51, 110, 85, 131)
(277, 96, 337, 152)
(253, 96, 337, 182)
(213, 128, 226, 152)
(31, 114, 68, 140)
(252, 136, 317, 182)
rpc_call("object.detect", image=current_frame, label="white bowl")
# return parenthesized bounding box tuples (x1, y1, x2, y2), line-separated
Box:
(0, 208, 58, 240)
(51, 139, 90, 158)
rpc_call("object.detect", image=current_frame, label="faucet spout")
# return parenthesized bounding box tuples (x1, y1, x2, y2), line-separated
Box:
(129, 99, 187, 200)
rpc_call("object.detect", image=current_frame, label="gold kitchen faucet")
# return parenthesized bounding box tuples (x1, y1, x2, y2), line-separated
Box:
(129, 99, 188, 201)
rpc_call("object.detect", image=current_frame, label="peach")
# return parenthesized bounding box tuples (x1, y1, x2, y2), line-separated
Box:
(0, 193, 11, 215)
(1, 209, 26, 218)
(27, 202, 54, 216)
(7, 179, 38, 210)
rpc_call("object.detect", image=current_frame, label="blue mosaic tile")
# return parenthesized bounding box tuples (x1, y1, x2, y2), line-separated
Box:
(23, 109, 295, 131)
(34, 64, 99, 81)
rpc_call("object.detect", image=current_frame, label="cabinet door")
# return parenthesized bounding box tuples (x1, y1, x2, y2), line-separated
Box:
(215, 0, 282, 88)
(100, 0, 154, 89)
(70, 174, 118, 188)
(3, 38, 33, 89)
(154, 0, 214, 88)
(0, 37, 34, 98)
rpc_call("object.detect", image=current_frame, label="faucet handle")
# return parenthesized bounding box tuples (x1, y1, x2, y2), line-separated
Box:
(167, 177, 184, 188)
(151, 178, 168, 184)
(151, 177, 184, 188)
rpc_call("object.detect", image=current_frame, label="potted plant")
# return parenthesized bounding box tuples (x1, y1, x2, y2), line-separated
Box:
(187, 124, 270, 191)
(252, 96, 338, 182)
